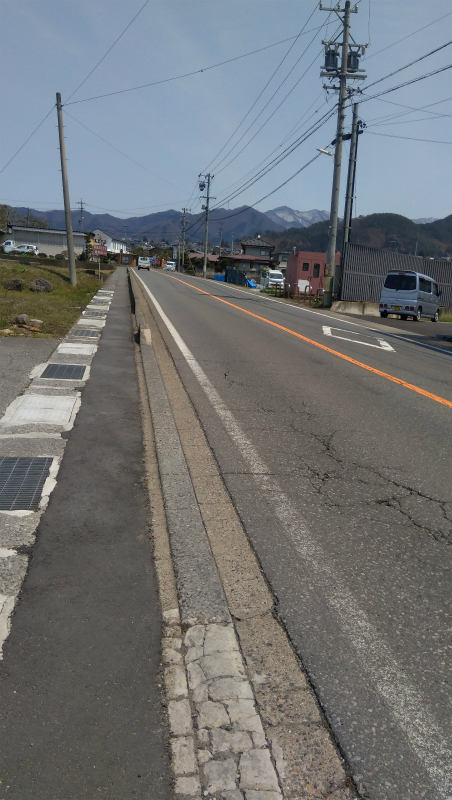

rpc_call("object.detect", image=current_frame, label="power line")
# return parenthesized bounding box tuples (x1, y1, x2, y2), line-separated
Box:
(365, 11, 452, 61)
(212, 26, 334, 176)
(211, 153, 322, 224)
(364, 40, 452, 91)
(63, 109, 184, 190)
(369, 113, 452, 127)
(212, 106, 337, 209)
(360, 64, 452, 104)
(364, 95, 452, 125)
(65, 0, 150, 103)
(0, 106, 54, 174)
(212, 98, 329, 203)
(366, 131, 452, 144)
(63, 33, 318, 106)
(203, 2, 321, 172)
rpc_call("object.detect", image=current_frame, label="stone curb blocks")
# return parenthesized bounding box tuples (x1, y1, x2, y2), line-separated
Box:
(163, 620, 282, 799)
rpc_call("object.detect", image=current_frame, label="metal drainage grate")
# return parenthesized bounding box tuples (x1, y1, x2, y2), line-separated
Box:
(0, 457, 53, 511)
(41, 364, 86, 380)
(91, 299, 110, 304)
(83, 310, 106, 318)
(72, 328, 100, 338)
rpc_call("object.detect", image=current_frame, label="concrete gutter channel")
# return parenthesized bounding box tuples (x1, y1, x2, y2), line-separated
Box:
(129, 268, 358, 800)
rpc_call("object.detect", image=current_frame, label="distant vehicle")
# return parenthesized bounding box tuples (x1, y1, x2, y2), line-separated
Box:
(2, 240, 17, 253)
(379, 270, 441, 322)
(15, 244, 39, 255)
(261, 269, 284, 289)
(137, 257, 151, 270)
(164, 260, 176, 271)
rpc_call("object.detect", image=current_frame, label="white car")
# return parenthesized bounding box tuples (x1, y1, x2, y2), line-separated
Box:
(2, 239, 17, 253)
(15, 244, 39, 255)
(164, 260, 176, 271)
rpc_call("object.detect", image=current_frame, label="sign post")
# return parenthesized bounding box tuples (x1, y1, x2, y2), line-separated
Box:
(92, 244, 107, 282)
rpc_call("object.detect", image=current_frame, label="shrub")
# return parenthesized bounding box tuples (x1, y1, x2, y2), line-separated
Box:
(38, 252, 48, 258)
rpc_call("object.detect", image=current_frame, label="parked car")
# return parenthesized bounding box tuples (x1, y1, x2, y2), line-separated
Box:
(137, 257, 151, 270)
(379, 270, 441, 322)
(261, 269, 284, 289)
(15, 244, 39, 255)
(2, 240, 17, 253)
(164, 260, 176, 271)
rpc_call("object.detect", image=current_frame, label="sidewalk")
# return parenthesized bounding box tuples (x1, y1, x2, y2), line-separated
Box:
(0, 269, 172, 799)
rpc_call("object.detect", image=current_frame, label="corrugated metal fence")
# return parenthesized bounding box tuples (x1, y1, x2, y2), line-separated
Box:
(341, 243, 452, 307)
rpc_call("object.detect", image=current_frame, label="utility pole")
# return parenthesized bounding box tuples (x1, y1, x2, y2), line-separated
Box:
(56, 92, 77, 286)
(181, 207, 188, 272)
(320, 1, 367, 306)
(231, 231, 234, 255)
(342, 103, 364, 265)
(218, 223, 223, 258)
(199, 173, 214, 279)
(78, 198, 85, 232)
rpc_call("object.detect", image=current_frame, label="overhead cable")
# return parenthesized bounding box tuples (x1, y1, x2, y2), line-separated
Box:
(365, 11, 452, 61)
(212, 26, 336, 176)
(360, 64, 452, 104)
(0, 106, 55, 174)
(63, 110, 183, 190)
(65, 0, 150, 102)
(364, 40, 452, 91)
(366, 131, 452, 144)
(203, 2, 321, 172)
(212, 106, 337, 208)
(63, 33, 321, 106)
(212, 153, 322, 223)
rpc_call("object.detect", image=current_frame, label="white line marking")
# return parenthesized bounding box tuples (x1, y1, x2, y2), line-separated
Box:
(136, 271, 452, 798)
(322, 326, 395, 351)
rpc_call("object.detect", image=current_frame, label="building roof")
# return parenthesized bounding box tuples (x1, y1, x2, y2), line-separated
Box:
(232, 254, 276, 263)
(240, 235, 275, 250)
(7, 224, 85, 236)
(189, 251, 219, 262)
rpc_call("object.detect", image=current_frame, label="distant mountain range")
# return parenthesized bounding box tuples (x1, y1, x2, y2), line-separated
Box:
(265, 213, 452, 259)
(265, 206, 329, 228)
(8, 206, 449, 257)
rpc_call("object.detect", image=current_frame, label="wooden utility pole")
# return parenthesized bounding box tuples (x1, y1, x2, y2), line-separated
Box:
(56, 92, 77, 286)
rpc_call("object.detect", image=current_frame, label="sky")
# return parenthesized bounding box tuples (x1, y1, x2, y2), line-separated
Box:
(1, 0, 451, 225)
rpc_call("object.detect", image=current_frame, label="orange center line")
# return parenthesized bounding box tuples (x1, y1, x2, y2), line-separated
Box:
(164, 273, 452, 410)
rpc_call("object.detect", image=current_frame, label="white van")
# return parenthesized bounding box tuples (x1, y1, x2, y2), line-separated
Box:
(261, 269, 284, 289)
(137, 257, 151, 270)
(2, 240, 16, 253)
(379, 270, 441, 322)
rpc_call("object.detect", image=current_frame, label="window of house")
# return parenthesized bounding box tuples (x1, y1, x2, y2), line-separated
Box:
(313, 264, 320, 277)
(260, 249, 268, 256)
(302, 263, 309, 271)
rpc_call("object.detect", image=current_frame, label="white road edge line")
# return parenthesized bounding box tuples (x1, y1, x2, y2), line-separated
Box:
(136, 270, 452, 799)
(322, 326, 395, 351)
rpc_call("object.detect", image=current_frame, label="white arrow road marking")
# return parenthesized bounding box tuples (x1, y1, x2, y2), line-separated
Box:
(322, 326, 395, 351)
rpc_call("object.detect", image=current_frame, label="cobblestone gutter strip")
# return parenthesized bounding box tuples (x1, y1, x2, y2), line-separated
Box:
(132, 273, 284, 799)
(132, 270, 358, 800)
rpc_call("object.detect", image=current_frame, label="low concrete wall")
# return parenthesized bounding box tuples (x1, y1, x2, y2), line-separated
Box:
(332, 300, 452, 318)
(332, 301, 380, 316)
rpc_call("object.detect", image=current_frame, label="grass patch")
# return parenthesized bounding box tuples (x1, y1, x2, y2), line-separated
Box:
(439, 315, 452, 323)
(0, 261, 102, 337)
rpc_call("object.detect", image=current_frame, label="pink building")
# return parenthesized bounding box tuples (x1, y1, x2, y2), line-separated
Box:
(286, 251, 341, 293)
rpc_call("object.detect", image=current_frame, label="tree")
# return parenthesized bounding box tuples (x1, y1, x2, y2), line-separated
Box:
(0, 204, 50, 230)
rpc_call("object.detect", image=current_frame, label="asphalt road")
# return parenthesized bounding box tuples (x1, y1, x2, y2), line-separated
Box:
(136, 269, 452, 800)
